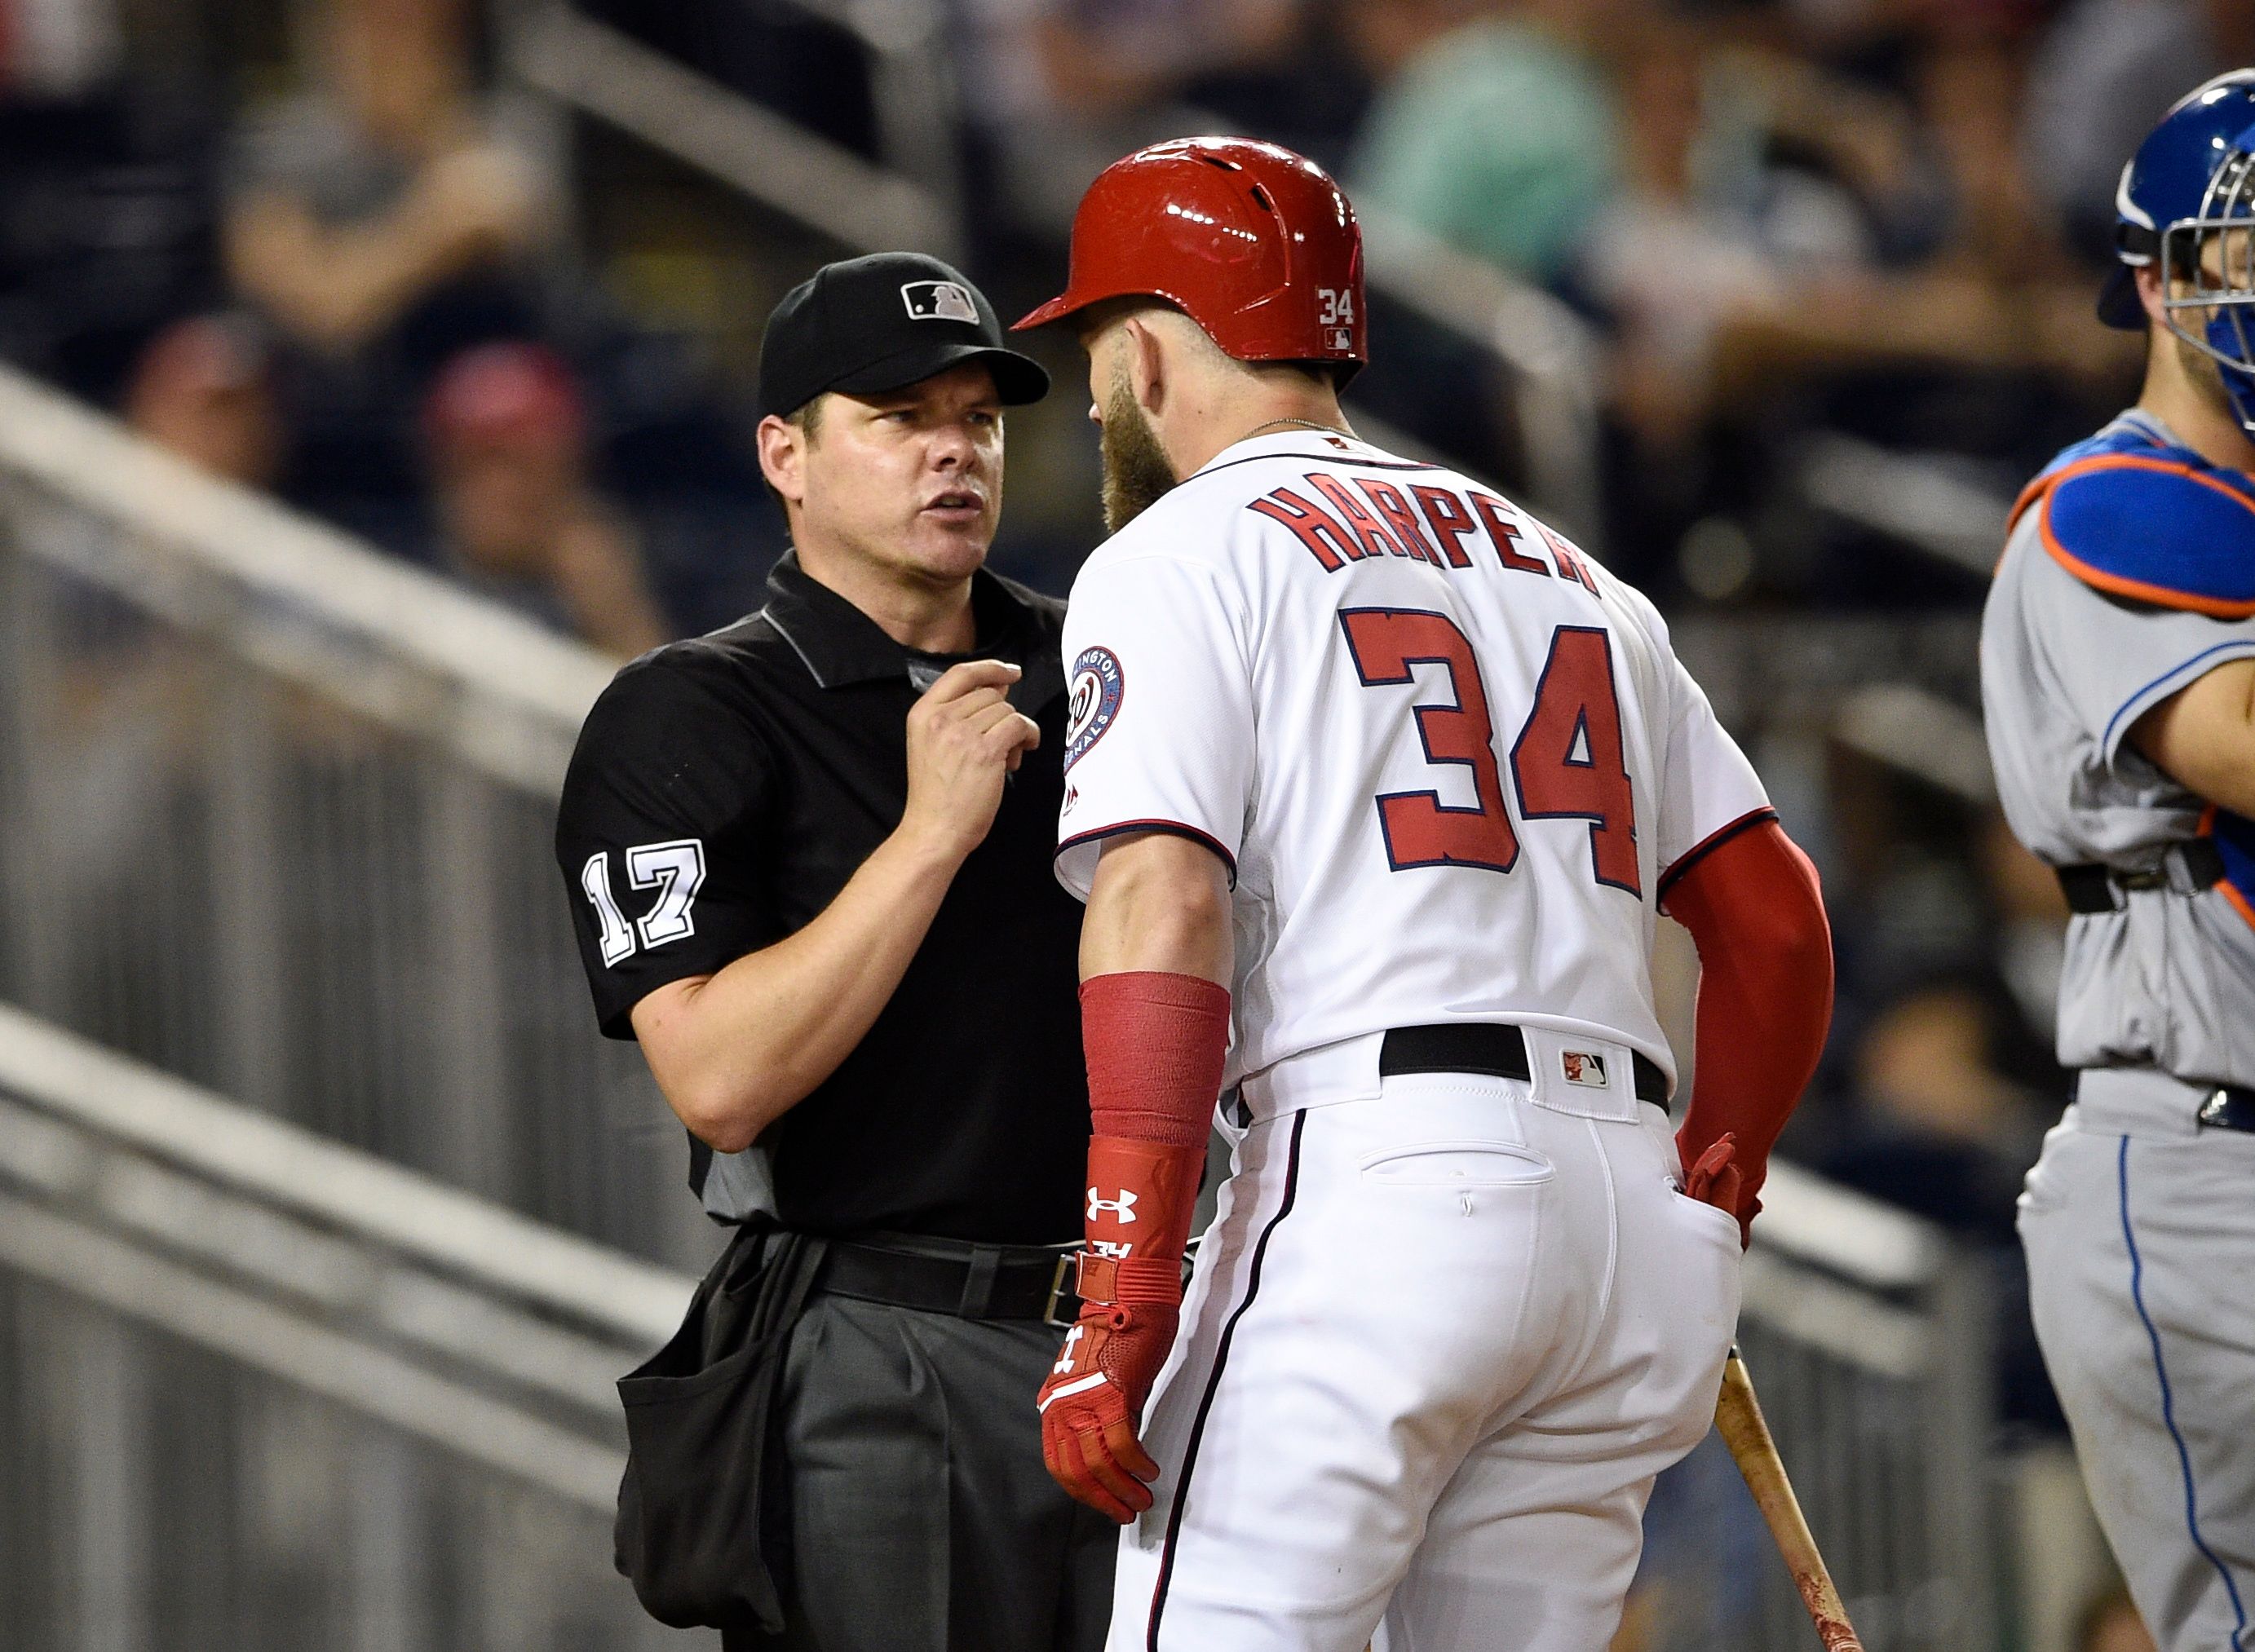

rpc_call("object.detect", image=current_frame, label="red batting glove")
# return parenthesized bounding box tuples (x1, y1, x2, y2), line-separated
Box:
(1680, 1130, 1751, 1248)
(1037, 1285, 1176, 1522)
(1037, 1136, 1202, 1522)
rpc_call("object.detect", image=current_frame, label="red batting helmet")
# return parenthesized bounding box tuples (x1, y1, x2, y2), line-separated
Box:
(1013, 135, 1366, 378)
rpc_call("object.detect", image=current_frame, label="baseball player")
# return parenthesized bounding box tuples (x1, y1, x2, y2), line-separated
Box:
(1983, 73, 2255, 1652)
(1015, 137, 1837, 1651)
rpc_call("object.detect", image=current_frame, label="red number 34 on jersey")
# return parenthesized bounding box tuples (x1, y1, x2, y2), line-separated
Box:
(1340, 609, 1641, 895)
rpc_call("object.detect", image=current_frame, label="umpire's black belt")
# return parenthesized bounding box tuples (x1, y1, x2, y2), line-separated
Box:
(821, 1233, 1081, 1327)
(2055, 838, 2226, 913)
(1379, 1023, 1669, 1112)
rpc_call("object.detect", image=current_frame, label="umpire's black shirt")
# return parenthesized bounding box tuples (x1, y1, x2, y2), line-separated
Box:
(555, 551, 1087, 1243)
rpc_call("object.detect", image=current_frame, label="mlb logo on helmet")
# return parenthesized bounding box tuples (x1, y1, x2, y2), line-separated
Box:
(1561, 1051, 1610, 1089)
(902, 280, 980, 324)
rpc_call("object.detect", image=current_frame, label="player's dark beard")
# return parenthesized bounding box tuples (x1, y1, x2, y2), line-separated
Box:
(1099, 369, 1178, 534)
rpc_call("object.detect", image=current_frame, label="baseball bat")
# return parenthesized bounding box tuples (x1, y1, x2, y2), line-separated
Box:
(1714, 1346, 1865, 1652)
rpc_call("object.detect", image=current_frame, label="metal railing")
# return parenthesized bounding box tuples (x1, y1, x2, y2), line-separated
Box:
(501, 3, 1607, 536)
(1797, 434, 2015, 581)
(1352, 205, 1608, 538)
(0, 973, 2001, 1652)
(0, 364, 2005, 1643)
(0, 1003, 700, 1650)
(511, 4, 2057, 573)
(1627, 1164, 2000, 1652)
(0, 1009, 2003, 1652)
(509, 4, 961, 262)
(0, 1007, 1998, 1652)
(1720, 1164, 2001, 1651)
(0, 362, 719, 1271)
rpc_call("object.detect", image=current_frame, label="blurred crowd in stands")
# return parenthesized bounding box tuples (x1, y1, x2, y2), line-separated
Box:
(3, 0, 776, 638)
(2, 0, 2226, 624)
(0, 0, 2229, 1578)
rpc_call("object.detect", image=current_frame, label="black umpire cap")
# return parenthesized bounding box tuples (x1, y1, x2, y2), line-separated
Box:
(758, 253, 1050, 419)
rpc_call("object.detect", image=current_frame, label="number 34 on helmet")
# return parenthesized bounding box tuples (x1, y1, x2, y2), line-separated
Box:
(1013, 135, 1368, 384)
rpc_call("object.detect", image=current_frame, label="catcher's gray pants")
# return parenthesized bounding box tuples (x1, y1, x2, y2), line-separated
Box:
(725, 1289, 1116, 1652)
(2020, 1076, 2255, 1652)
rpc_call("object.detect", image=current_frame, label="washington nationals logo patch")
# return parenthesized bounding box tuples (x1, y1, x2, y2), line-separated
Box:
(1064, 646, 1125, 772)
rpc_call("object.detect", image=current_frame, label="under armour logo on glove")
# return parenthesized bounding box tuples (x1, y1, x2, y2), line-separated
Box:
(1047, 1126, 1209, 1524)
(1087, 1188, 1139, 1223)
(1036, 1301, 1174, 1524)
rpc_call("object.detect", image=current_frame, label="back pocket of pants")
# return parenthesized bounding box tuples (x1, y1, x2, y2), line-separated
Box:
(1358, 1140, 1553, 1186)
(1669, 1188, 1745, 1244)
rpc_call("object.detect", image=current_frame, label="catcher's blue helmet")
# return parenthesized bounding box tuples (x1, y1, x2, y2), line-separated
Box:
(2100, 71, 2255, 328)
(2101, 71, 2255, 431)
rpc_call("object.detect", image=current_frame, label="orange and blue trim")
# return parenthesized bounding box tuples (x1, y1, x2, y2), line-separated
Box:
(2017, 453, 2255, 616)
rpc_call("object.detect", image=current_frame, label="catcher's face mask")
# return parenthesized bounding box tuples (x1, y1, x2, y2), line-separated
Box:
(2160, 129, 2255, 435)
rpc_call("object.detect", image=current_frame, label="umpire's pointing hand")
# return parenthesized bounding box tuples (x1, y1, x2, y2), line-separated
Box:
(900, 660, 1041, 864)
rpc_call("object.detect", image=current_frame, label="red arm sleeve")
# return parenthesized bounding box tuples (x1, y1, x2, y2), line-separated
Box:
(1040, 971, 1228, 1520)
(1660, 819, 1834, 1226)
(1074, 971, 1228, 1302)
(1081, 970, 1228, 1150)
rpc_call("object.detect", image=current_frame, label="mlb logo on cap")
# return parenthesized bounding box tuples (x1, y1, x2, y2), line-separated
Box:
(757, 251, 1049, 418)
(903, 280, 980, 324)
(1561, 1051, 1609, 1089)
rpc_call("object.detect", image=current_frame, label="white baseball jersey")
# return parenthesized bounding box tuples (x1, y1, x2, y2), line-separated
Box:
(1055, 428, 1772, 1094)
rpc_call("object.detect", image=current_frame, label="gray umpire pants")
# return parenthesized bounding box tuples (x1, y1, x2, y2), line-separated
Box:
(724, 1288, 1117, 1652)
(2019, 1076, 2255, 1652)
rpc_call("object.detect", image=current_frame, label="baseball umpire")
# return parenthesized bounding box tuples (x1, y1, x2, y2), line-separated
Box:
(1015, 137, 1836, 1651)
(1983, 73, 2255, 1652)
(555, 253, 1115, 1650)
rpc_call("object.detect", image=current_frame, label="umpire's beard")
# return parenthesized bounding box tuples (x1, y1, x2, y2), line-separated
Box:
(1099, 368, 1178, 535)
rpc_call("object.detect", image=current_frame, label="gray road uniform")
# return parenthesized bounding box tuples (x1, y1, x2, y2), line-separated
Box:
(1981, 408, 2255, 1652)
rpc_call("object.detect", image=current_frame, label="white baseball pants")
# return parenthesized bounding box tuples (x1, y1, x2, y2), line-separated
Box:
(1108, 1033, 1744, 1652)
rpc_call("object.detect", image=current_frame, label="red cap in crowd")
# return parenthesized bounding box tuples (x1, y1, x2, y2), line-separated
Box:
(424, 342, 587, 459)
